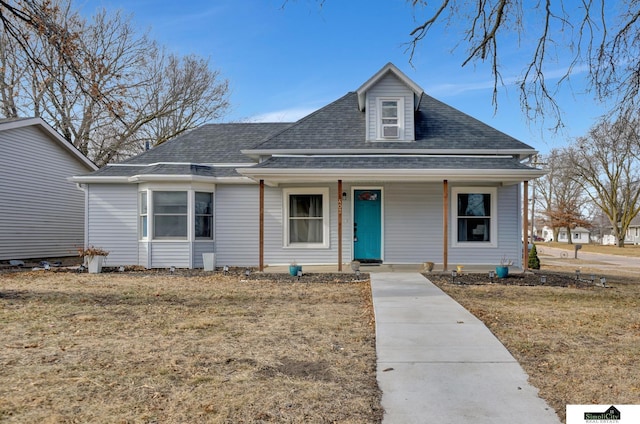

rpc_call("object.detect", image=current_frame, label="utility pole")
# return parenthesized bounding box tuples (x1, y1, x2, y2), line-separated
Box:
(529, 155, 546, 242)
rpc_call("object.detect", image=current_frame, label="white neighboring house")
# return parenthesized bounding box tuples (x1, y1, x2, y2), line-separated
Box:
(0, 117, 97, 260)
(541, 225, 554, 242)
(624, 217, 640, 245)
(604, 216, 640, 245)
(557, 226, 591, 244)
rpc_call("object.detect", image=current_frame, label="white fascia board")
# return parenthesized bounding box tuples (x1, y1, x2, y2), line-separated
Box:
(242, 149, 538, 160)
(237, 167, 547, 183)
(69, 176, 130, 183)
(355, 63, 424, 111)
(127, 175, 217, 183)
(69, 175, 253, 184)
(108, 162, 255, 167)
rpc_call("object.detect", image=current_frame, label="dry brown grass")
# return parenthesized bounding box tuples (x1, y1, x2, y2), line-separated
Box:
(0, 271, 382, 423)
(541, 241, 640, 257)
(431, 270, 640, 423)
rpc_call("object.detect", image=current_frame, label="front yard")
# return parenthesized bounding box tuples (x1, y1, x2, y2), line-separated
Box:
(0, 271, 382, 423)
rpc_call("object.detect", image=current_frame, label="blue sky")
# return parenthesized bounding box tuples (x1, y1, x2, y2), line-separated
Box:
(78, 0, 609, 154)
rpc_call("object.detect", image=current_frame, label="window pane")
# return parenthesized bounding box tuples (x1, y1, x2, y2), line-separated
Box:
(458, 218, 491, 242)
(458, 193, 491, 217)
(195, 216, 212, 239)
(289, 218, 323, 243)
(195, 192, 212, 214)
(140, 192, 147, 214)
(195, 192, 213, 239)
(154, 215, 188, 238)
(154, 191, 188, 214)
(290, 195, 323, 218)
(141, 216, 148, 238)
(381, 100, 398, 118)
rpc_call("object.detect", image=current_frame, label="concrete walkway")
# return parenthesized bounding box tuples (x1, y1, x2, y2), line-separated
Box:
(371, 272, 560, 424)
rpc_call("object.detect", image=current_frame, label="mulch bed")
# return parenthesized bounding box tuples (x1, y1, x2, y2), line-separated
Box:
(424, 271, 610, 288)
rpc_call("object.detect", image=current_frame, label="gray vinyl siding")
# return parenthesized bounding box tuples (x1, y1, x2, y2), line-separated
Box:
(138, 242, 150, 268)
(263, 183, 347, 266)
(193, 241, 215, 268)
(383, 183, 442, 264)
(366, 73, 415, 141)
(150, 242, 190, 268)
(86, 184, 139, 266)
(0, 125, 91, 260)
(448, 184, 522, 267)
(215, 184, 259, 267)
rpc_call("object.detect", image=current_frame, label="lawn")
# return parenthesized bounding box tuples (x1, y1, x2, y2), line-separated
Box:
(3, 264, 640, 424)
(430, 269, 640, 423)
(540, 241, 640, 257)
(0, 271, 382, 423)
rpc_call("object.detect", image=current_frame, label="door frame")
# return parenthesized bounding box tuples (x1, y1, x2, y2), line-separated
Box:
(351, 186, 384, 262)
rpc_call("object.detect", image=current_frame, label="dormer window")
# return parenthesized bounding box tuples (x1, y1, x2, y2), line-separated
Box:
(377, 97, 404, 140)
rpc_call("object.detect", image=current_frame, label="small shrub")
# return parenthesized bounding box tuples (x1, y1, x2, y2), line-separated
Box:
(528, 244, 540, 269)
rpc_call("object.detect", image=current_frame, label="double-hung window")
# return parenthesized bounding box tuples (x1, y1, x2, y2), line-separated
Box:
(195, 192, 213, 240)
(453, 187, 496, 246)
(377, 97, 404, 140)
(284, 188, 329, 247)
(153, 191, 188, 239)
(139, 191, 148, 239)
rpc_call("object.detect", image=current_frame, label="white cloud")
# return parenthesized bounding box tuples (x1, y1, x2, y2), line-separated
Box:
(248, 107, 319, 123)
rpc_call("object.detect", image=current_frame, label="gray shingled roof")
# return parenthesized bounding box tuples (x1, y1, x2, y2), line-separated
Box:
(251, 155, 537, 170)
(85, 163, 249, 178)
(248, 92, 535, 151)
(120, 122, 291, 165)
(79, 86, 538, 181)
(80, 122, 291, 178)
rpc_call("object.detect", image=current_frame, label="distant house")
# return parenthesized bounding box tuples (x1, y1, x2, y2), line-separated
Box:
(557, 226, 591, 244)
(72, 63, 545, 270)
(603, 216, 640, 245)
(0, 117, 97, 260)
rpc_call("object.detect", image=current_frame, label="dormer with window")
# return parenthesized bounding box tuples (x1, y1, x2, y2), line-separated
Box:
(357, 63, 424, 142)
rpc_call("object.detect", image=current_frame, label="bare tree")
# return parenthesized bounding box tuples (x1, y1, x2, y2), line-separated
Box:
(567, 115, 640, 247)
(0, 0, 229, 166)
(406, 1, 640, 127)
(536, 148, 590, 243)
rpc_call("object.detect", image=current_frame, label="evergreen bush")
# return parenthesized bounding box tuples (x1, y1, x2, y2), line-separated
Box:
(528, 244, 541, 269)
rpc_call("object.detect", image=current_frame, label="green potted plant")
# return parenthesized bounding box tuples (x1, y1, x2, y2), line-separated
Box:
(495, 255, 512, 278)
(78, 245, 110, 273)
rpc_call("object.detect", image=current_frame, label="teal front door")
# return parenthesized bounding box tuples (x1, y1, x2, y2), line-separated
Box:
(353, 189, 382, 262)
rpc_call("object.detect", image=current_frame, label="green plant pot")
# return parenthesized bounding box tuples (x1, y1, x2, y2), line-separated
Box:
(495, 266, 509, 278)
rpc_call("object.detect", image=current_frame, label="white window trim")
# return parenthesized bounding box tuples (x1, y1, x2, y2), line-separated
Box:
(283, 187, 330, 249)
(376, 97, 404, 141)
(139, 191, 148, 240)
(451, 187, 497, 248)
(141, 186, 215, 242)
(152, 190, 189, 240)
(194, 191, 214, 241)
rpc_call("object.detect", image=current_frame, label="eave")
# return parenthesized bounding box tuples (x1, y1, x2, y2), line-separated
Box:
(237, 167, 547, 187)
(69, 175, 255, 184)
(241, 148, 538, 161)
